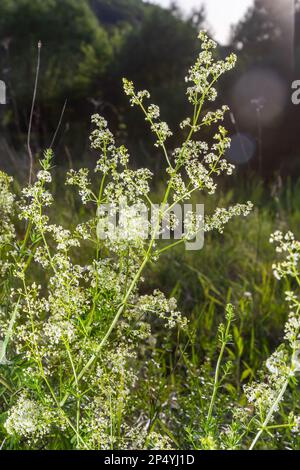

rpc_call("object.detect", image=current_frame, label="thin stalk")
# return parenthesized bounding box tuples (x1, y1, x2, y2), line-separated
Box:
(206, 313, 233, 426)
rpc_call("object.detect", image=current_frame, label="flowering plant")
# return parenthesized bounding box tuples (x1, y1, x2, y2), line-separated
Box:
(0, 32, 253, 450)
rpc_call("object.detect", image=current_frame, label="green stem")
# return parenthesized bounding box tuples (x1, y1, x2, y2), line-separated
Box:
(206, 314, 232, 426)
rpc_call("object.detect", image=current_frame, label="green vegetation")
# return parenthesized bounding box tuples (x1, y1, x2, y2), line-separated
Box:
(1, 29, 300, 451)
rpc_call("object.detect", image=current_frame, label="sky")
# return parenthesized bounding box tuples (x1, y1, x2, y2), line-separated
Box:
(147, 0, 254, 45)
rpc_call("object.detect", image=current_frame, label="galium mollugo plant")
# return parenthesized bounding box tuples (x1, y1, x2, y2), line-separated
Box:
(227, 231, 300, 450)
(0, 32, 252, 449)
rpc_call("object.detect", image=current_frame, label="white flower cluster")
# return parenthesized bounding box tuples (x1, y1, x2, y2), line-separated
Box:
(44, 319, 76, 345)
(123, 79, 150, 107)
(184, 210, 204, 240)
(167, 129, 235, 201)
(104, 168, 153, 203)
(19, 150, 54, 227)
(98, 199, 150, 250)
(202, 105, 229, 127)
(269, 231, 300, 351)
